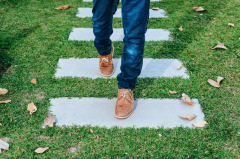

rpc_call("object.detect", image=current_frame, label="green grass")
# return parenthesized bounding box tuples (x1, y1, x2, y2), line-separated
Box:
(0, 0, 240, 158)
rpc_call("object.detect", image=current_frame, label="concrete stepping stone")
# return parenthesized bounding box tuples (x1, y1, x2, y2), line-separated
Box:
(50, 97, 204, 128)
(76, 8, 167, 18)
(68, 28, 170, 41)
(55, 58, 189, 79)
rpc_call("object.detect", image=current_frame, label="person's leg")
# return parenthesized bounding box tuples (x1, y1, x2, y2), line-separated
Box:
(92, 0, 119, 56)
(117, 0, 150, 90)
(115, 0, 150, 119)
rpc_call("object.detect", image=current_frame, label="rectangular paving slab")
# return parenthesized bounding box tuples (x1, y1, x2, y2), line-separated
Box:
(76, 8, 167, 18)
(55, 58, 189, 79)
(68, 28, 170, 41)
(50, 97, 204, 128)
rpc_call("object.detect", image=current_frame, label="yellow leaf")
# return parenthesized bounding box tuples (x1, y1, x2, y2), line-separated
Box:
(27, 103, 37, 115)
(192, 120, 208, 128)
(228, 23, 234, 27)
(169, 91, 177, 94)
(179, 114, 196, 121)
(181, 93, 194, 106)
(193, 7, 206, 12)
(56, 6, 70, 10)
(30, 78, 37, 84)
(43, 116, 55, 127)
(0, 88, 8, 95)
(35, 147, 49, 153)
(208, 76, 224, 87)
(151, 7, 159, 11)
(177, 65, 182, 70)
(178, 26, 183, 31)
(0, 100, 11, 104)
(90, 129, 93, 133)
(212, 41, 227, 50)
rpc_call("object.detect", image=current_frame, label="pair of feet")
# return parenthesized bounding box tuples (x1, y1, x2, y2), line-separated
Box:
(99, 45, 134, 119)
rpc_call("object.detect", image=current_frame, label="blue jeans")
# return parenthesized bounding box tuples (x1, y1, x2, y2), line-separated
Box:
(92, 0, 150, 90)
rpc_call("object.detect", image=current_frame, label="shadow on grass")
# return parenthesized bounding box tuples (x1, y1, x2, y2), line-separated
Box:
(0, 25, 40, 79)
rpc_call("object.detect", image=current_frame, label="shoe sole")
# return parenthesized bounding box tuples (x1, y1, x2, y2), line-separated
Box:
(115, 110, 134, 119)
(100, 45, 115, 77)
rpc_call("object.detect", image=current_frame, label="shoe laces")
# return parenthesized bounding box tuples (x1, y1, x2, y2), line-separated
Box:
(117, 90, 134, 103)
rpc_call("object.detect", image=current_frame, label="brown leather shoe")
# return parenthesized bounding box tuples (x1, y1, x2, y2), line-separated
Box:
(99, 45, 114, 77)
(115, 89, 134, 119)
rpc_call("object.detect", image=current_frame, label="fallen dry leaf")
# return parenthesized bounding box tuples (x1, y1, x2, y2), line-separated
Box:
(90, 129, 93, 133)
(0, 88, 8, 95)
(177, 65, 182, 70)
(56, 6, 70, 10)
(217, 76, 224, 84)
(43, 116, 55, 127)
(178, 26, 183, 31)
(228, 23, 234, 27)
(27, 103, 37, 115)
(179, 114, 196, 121)
(35, 147, 49, 153)
(152, 7, 159, 10)
(192, 120, 208, 128)
(169, 91, 177, 94)
(208, 76, 224, 87)
(0, 140, 9, 151)
(212, 41, 227, 50)
(30, 78, 37, 84)
(0, 100, 11, 104)
(158, 134, 162, 137)
(182, 93, 194, 106)
(0, 123, 2, 126)
(193, 7, 206, 12)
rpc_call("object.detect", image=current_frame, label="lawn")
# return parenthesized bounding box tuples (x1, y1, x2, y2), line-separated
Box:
(0, 0, 239, 158)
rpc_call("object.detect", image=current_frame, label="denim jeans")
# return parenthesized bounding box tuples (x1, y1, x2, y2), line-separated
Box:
(92, 0, 150, 90)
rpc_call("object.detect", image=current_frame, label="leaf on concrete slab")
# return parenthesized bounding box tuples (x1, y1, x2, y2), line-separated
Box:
(177, 65, 182, 70)
(179, 114, 196, 121)
(152, 7, 159, 10)
(192, 120, 208, 128)
(0, 88, 8, 95)
(0, 100, 11, 104)
(56, 6, 70, 10)
(30, 78, 37, 84)
(212, 41, 227, 50)
(228, 23, 234, 27)
(0, 140, 9, 150)
(178, 26, 183, 31)
(35, 147, 49, 153)
(182, 93, 194, 106)
(193, 7, 206, 12)
(27, 103, 37, 115)
(43, 116, 55, 127)
(169, 91, 177, 94)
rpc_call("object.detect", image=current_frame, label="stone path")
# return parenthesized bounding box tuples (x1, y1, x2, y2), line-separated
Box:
(69, 28, 170, 41)
(55, 58, 189, 79)
(51, 2, 204, 128)
(76, 8, 167, 18)
(50, 98, 204, 128)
